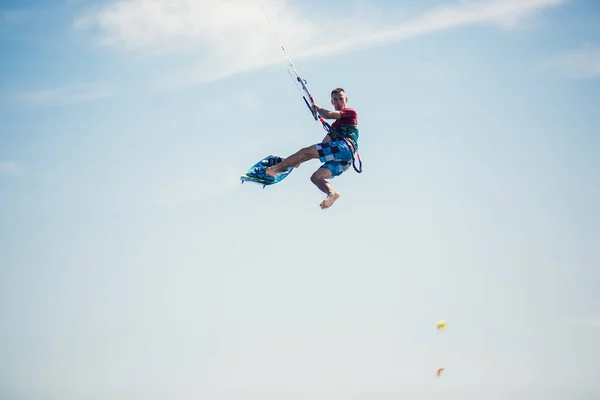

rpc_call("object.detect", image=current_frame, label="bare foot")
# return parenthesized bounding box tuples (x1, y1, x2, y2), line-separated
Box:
(320, 192, 340, 209)
(265, 166, 278, 177)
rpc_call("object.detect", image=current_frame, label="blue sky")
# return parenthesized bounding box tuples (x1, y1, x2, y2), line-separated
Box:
(1, 0, 599, 399)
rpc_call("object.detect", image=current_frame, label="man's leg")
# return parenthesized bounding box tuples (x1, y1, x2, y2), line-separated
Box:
(311, 167, 340, 209)
(266, 145, 319, 177)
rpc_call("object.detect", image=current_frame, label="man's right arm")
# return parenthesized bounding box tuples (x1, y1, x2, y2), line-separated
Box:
(313, 104, 341, 120)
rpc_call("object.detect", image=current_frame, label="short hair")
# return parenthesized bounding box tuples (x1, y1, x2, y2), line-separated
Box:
(331, 88, 346, 97)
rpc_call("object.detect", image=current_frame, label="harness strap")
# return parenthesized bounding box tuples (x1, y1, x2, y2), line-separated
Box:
(327, 132, 362, 173)
(343, 137, 363, 173)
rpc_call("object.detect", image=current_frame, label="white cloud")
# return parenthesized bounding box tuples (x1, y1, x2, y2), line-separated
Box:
(0, 161, 19, 176)
(73, 0, 568, 84)
(298, 0, 568, 58)
(547, 44, 600, 78)
(15, 81, 114, 107)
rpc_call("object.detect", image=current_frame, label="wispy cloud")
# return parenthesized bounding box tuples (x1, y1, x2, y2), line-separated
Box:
(546, 44, 600, 79)
(0, 161, 19, 176)
(73, 0, 568, 85)
(15, 81, 114, 107)
(298, 0, 569, 58)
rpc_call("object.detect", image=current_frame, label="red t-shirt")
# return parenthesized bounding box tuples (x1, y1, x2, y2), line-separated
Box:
(331, 107, 358, 129)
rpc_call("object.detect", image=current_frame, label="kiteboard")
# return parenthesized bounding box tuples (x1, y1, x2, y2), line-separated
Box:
(240, 155, 293, 188)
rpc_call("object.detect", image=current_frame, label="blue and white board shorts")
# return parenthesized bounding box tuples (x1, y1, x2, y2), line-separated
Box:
(315, 140, 354, 177)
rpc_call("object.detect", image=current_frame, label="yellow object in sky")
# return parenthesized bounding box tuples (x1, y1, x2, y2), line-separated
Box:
(436, 320, 446, 330)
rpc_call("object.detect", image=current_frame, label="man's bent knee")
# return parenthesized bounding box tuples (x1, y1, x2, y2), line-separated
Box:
(310, 173, 320, 185)
(311, 168, 332, 184)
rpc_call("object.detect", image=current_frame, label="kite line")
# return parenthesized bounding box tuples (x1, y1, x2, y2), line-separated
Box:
(258, 0, 332, 133)
(258, 0, 362, 173)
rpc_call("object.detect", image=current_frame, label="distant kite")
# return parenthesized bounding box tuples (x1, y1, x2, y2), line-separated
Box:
(436, 320, 446, 331)
(437, 367, 444, 377)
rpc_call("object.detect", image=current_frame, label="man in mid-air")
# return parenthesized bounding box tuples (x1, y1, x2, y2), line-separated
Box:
(255, 88, 359, 210)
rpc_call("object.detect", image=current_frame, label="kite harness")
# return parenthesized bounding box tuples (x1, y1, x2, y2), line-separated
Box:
(259, 1, 363, 174)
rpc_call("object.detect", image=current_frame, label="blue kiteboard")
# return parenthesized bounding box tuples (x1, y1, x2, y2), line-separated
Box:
(240, 155, 293, 188)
